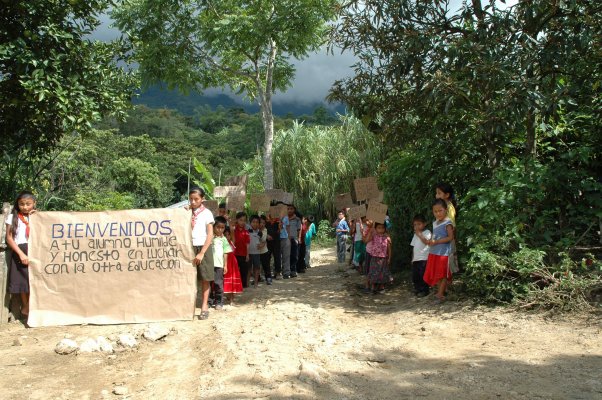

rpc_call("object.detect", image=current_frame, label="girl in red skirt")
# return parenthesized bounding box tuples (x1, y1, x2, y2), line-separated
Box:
(421, 199, 455, 302)
(223, 226, 243, 305)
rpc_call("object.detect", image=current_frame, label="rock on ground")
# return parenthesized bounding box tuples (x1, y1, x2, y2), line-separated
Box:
(55, 339, 78, 355)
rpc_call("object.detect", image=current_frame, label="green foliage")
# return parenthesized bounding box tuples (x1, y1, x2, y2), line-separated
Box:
(0, 0, 137, 198)
(273, 115, 381, 218)
(314, 219, 335, 248)
(336, 0, 602, 309)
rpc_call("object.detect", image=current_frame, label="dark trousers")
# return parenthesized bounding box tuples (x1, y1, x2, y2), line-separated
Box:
(211, 267, 224, 306)
(260, 252, 272, 278)
(237, 255, 250, 288)
(412, 260, 429, 294)
(290, 239, 299, 274)
(297, 243, 306, 272)
(268, 239, 281, 275)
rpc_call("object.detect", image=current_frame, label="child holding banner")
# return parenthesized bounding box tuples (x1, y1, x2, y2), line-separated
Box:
(5, 191, 37, 318)
(303, 216, 316, 268)
(190, 187, 215, 320)
(352, 216, 368, 273)
(249, 215, 268, 287)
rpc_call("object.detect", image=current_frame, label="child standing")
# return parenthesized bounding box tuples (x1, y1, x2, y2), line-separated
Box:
(232, 212, 251, 288)
(259, 216, 273, 285)
(248, 215, 268, 288)
(266, 213, 281, 278)
(435, 182, 459, 274)
(211, 217, 232, 310)
(410, 214, 431, 297)
(5, 191, 37, 318)
(303, 216, 316, 268)
(422, 199, 455, 302)
(335, 211, 350, 263)
(365, 222, 392, 294)
(190, 187, 215, 320)
(352, 216, 367, 273)
(223, 227, 243, 304)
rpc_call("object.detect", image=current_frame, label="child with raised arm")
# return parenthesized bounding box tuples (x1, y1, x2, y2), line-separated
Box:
(5, 191, 37, 319)
(410, 214, 431, 297)
(365, 221, 392, 294)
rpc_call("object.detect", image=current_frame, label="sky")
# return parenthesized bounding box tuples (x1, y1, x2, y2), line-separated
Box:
(94, 0, 518, 106)
(94, 13, 357, 106)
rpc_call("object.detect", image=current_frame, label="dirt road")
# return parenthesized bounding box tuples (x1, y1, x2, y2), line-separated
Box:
(1, 247, 601, 399)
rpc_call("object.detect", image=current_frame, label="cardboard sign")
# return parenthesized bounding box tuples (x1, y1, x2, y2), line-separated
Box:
(366, 201, 388, 224)
(264, 189, 284, 202)
(335, 193, 354, 211)
(203, 200, 219, 215)
(367, 190, 384, 203)
(269, 204, 288, 218)
(27, 209, 196, 327)
(214, 185, 245, 198)
(226, 194, 246, 211)
(354, 177, 378, 202)
(347, 204, 367, 222)
(224, 175, 248, 188)
(281, 192, 294, 205)
(250, 194, 271, 212)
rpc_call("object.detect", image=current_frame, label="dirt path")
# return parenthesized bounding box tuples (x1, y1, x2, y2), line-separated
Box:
(1, 247, 601, 400)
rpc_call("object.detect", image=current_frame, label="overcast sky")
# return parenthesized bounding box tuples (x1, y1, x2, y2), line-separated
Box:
(94, 0, 517, 106)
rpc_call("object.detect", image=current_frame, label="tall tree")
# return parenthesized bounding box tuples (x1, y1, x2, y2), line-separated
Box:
(113, 0, 338, 189)
(0, 0, 137, 198)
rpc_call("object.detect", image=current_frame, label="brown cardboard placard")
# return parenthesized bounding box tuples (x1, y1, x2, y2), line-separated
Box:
(335, 193, 354, 211)
(347, 204, 367, 222)
(366, 201, 388, 224)
(269, 204, 288, 218)
(264, 189, 284, 202)
(203, 200, 219, 215)
(224, 175, 248, 188)
(213, 185, 245, 198)
(226, 194, 246, 211)
(27, 209, 196, 327)
(367, 190, 384, 203)
(281, 192, 294, 205)
(250, 194, 271, 212)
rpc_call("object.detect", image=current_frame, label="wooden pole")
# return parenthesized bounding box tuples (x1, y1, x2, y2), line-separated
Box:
(0, 202, 14, 324)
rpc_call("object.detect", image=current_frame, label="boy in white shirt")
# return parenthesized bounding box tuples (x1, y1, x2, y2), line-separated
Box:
(410, 214, 432, 297)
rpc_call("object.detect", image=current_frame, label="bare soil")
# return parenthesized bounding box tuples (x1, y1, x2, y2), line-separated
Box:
(1, 247, 601, 400)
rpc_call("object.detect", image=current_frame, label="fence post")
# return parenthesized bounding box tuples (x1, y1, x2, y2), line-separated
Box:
(1, 202, 16, 324)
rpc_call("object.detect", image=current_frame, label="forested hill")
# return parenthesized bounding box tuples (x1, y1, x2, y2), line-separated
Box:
(134, 85, 345, 117)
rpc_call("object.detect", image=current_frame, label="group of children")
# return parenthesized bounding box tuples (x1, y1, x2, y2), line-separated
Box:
(337, 182, 458, 301)
(189, 187, 317, 320)
(4, 182, 457, 322)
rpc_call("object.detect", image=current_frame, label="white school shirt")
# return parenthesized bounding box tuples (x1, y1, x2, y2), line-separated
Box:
(249, 228, 268, 255)
(410, 229, 432, 262)
(5, 213, 28, 245)
(354, 221, 365, 242)
(191, 208, 215, 246)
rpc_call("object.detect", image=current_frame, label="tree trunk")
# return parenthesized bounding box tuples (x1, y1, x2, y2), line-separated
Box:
(261, 104, 275, 190)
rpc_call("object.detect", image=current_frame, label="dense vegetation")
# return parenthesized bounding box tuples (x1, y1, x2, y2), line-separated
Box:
(330, 0, 601, 309)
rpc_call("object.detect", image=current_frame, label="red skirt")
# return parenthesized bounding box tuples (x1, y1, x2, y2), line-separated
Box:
(423, 254, 452, 287)
(223, 252, 243, 294)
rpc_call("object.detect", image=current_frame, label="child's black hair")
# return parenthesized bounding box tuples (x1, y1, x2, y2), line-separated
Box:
(435, 182, 457, 209)
(214, 216, 227, 226)
(224, 226, 231, 234)
(11, 191, 36, 237)
(374, 222, 387, 231)
(432, 198, 448, 209)
(260, 215, 268, 222)
(412, 214, 427, 223)
(308, 215, 314, 223)
(235, 211, 247, 220)
(189, 186, 205, 197)
(218, 202, 227, 209)
(250, 214, 260, 223)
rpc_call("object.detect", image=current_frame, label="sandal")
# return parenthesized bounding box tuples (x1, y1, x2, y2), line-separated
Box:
(198, 311, 209, 320)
